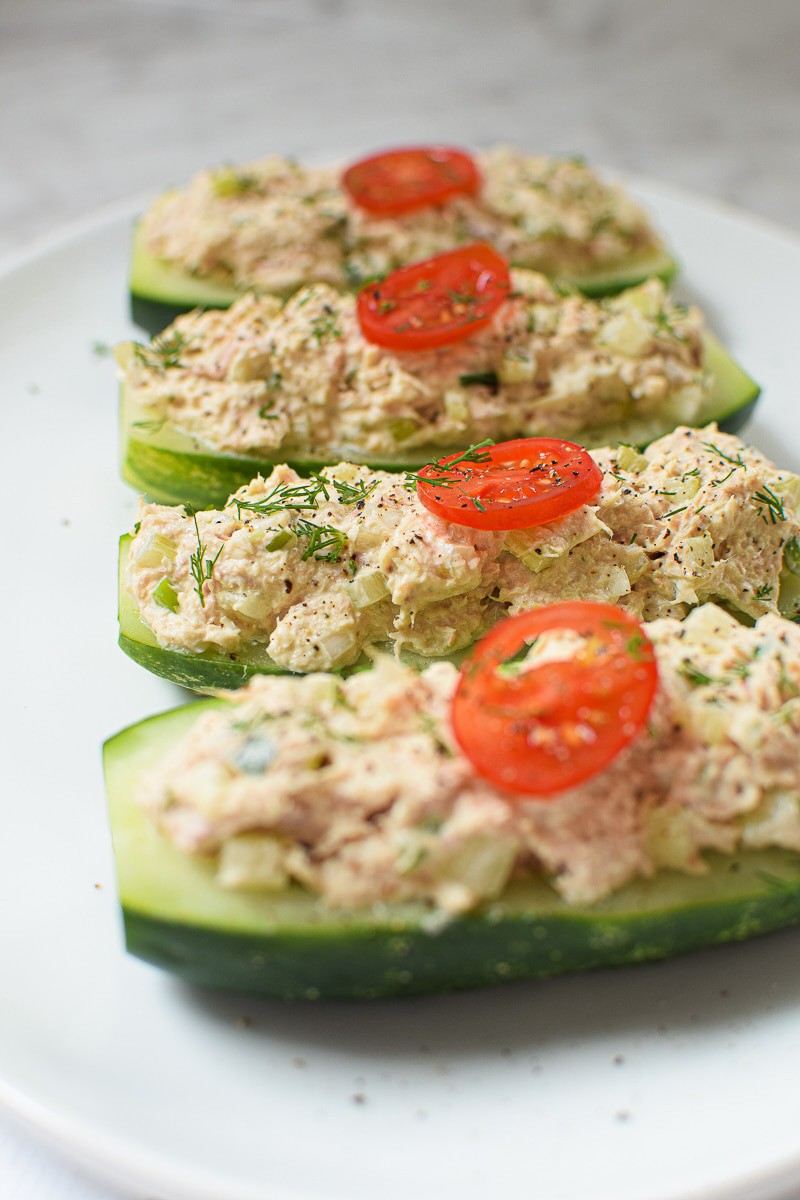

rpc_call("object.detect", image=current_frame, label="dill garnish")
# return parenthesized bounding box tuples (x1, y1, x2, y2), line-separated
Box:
(403, 441, 494, 491)
(133, 330, 191, 372)
(185, 507, 223, 607)
(753, 485, 787, 524)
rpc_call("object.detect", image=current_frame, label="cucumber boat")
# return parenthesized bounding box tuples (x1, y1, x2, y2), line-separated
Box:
(129, 145, 679, 334)
(130, 220, 678, 336)
(104, 689, 800, 1002)
(120, 330, 760, 510)
(117, 527, 800, 692)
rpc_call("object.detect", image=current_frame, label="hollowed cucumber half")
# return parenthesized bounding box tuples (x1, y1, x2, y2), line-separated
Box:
(118, 533, 800, 696)
(120, 332, 760, 510)
(117, 535, 464, 692)
(129, 221, 679, 336)
(104, 698, 800, 1001)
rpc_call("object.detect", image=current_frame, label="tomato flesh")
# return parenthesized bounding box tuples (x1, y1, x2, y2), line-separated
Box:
(342, 146, 481, 216)
(452, 603, 658, 797)
(357, 243, 511, 351)
(416, 438, 603, 530)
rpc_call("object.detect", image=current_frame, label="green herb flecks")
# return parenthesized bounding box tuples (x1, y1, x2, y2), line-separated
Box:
(679, 660, 716, 687)
(753, 485, 787, 525)
(293, 518, 349, 563)
(403, 440, 494, 491)
(654, 311, 689, 344)
(458, 371, 499, 389)
(133, 329, 191, 373)
(701, 442, 746, 469)
(309, 305, 342, 343)
(330, 477, 378, 505)
(185, 507, 223, 608)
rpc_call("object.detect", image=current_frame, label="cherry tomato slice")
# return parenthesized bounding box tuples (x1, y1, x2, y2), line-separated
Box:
(342, 146, 481, 216)
(452, 603, 658, 797)
(357, 243, 511, 351)
(416, 438, 603, 531)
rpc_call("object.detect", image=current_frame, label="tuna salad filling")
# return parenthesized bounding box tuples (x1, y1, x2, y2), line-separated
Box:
(137, 605, 800, 912)
(125, 425, 800, 674)
(119, 274, 709, 459)
(137, 147, 667, 295)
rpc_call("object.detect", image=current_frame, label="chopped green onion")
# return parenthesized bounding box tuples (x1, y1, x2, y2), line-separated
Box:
(264, 529, 295, 552)
(458, 371, 499, 388)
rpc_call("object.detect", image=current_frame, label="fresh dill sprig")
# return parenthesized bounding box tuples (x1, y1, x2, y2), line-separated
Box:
(230, 473, 374, 563)
(232, 476, 332, 519)
(654, 310, 689, 343)
(309, 305, 342, 343)
(679, 661, 715, 687)
(185, 507, 223, 607)
(330, 477, 378, 505)
(701, 442, 746, 469)
(403, 440, 494, 490)
(293, 518, 349, 562)
(232, 472, 377, 520)
(133, 329, 191, 372)
(753, 485, 787, 525)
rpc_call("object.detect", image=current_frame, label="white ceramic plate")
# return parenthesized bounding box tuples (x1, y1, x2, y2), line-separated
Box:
(2, 183, 800, 1200)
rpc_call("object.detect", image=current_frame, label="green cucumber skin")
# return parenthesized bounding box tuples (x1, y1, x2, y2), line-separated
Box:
(105, 701, 800, 1001)
(119, 631, 262, 690)
(122, 877, 800, 1001)
(121, 333, 761, 510)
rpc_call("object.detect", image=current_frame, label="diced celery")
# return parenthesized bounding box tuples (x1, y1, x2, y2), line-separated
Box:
(774, 475, 800, 516)
(613, 279, 663, 318)
(504, 528, 562, 573)
(616, 444, 648, 473)
(596, 309, 653, 357)
(345, 570, 390, 609)
(137, 532, 177, 568)
(498, 353, 536, 385)
(784, 536, 800, 577)
(217, 834, 290, 891)
(436, 836, 517, 904)
(444, 389, 470, 422)
(388, 418, 419, 443)
(152, 577, 180, 612)
(676, 532, 715, 577)
(317, 628, 360, 669)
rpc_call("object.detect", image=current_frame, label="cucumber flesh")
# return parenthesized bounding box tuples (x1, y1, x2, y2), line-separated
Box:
(120, 332, 761, 509)
(129, 222, 679, 336)
(104, 700, 800, 1000)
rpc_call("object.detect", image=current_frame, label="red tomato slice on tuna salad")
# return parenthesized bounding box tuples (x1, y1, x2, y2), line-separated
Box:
(414, 438, 603, 531)
(341, 145, 481, 216)
(452, 603, 659, 797)
(357, 243, 511, 351)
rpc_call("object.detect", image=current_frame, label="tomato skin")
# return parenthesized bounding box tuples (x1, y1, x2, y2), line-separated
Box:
(342, 146, 481, 216)
(357, 243, 511, 351)
(452, 603, 658, 797)
(416, 438, 603, 531)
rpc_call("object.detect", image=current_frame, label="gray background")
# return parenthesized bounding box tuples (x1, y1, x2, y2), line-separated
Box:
(1, 1, 798, 1196)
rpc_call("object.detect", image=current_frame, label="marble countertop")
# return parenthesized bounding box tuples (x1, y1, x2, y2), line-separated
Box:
(1, 1, 799, 1197)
